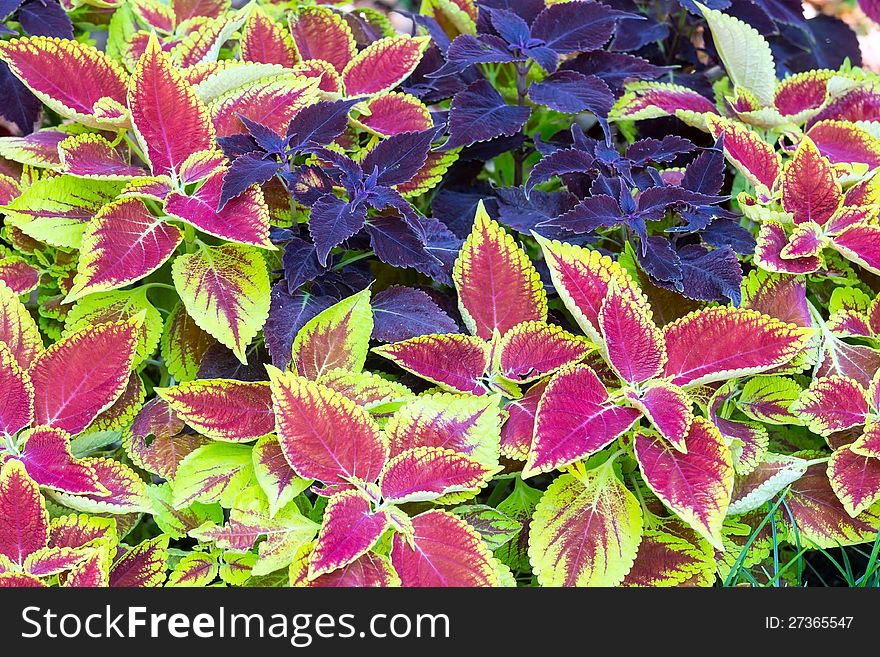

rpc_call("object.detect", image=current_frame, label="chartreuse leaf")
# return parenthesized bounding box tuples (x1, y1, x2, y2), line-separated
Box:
(109, 535, 169, 587)
(2, 176, 124, 250)
(171, 442, 254, 509)
(166, 551, 219, 587)
(252, 436, 312, 518)
(454, 201, 546, 339)
(384, 392, 502, 466)
(290, 289, 373, 380)
(63, 289, 162, 367)
(291, 543, 399, 587)
(529, 463, 643, 587)
(737, 375, 803, 425)
(698, 3, 775, 106)
(172, 244, 270, 365)
(621, 524, 715, 587)
(161, 303, 216, 383)
(0, 281, 43, 369)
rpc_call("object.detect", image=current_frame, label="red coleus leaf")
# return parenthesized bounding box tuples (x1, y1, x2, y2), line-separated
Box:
(454, 202, 546, 340)
(773, 70, 830, 118)
(598, 286, 665, 384)
(24, 546, 94, 578)
(781, 137, 841, 226)
(828, 446, 880, 517)
(253, 436, 310, 517)
(0, 282, 43, 369)
(10, 427, 108, 496)
(58, 133, 147, 180)
(0, 257, 39, 295)
(493, 321, 592, 384)
(164, 169, 272, 248)
(706, 115, 780, 192)
(208, 75, 319, 138)
(289, 5, 356, 73)
(0, 37, 129, 129)
(52, 458, 150, 514)
(806, 120, 880, 169)
(63, 549, 109, 587)
(829, 223, 880, 276)
(48, 514, 116, 551)
(374, 334, 490, 395)
(156, 380, 275, 442)
(611, 81, 718, 124)
(0, 341, 33, 436)
(535, 234, 641, 345)
(754, 222, 821, 274)
(355, 92, 433, 137)
(109, 535, 169, 587)
(379, 446, 497, 504)
(268, 368, 387, 485)
(28, 319, 138, 435)
(524, 365, 641, 477)
(240, 5, 297, 68)
(620, 524, 714, 587)
(0, 460, 48, 567)
(662, 307, 811, 387)
(625, 381, 693, 452)
(65, 198, 183, 302)
(342, 35, 429, 96)
(390, 510, 497, 587)
(790, 376, 869, 436)
(635, 418, 734, 549)
(129, 34, 214, 178)
(780, 221, 824, 259)
(500, 379, 547, 461)
(309, 490, 388, 578)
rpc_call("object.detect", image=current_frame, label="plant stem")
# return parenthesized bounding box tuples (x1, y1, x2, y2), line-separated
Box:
(512, 61, 532, 188)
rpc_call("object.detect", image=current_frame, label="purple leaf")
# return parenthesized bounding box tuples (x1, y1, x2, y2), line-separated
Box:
(542, 194, 622, 234)
(422, 218, 463, 286)
(0, 0, 24, 20)
(625, 136, 696, 166)
(0, 63, 41, 135)
(478, 0, 545, 25)
(284, 164, 334, 206)
(675, 244, 743, 305)
(286, 98, 363, 154)
(681, 142, 725, 195)
(371, 286, 458, 342)
(264, 284, 336, 369)
(702, 218, 756, 254)
(282, 237, 323, 293)
(364, 214, 442, 275)
(237, 115, 285, 154)
(530, 1, 620, 55)
(218, 153, 282, 210)
(361, 129, 436, 187)
(527, 71, 614, 120)
(526, 148, 595, 195)
(429, 34, 521, 78)
(217, 134, 259, 160)
(444, 79, 531, 150)
(495, 187, 578, 239)
(307, 194, 368, 266)
(563, 52, 670, 94)
(636, 235, 683, 288)
(18, 0, 73, 39)
(488, 7, 532, 46)
(432, 186, 498, 238)
(197, 344, 269, 382)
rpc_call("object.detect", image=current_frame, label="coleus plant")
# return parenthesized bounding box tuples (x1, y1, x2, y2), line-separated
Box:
(1, 0, 880, 588)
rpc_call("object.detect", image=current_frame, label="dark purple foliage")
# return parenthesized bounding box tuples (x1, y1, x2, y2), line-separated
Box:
(371, 286, 458, 342)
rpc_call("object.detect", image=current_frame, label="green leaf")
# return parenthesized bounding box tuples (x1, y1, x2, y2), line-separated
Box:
(171, 443, 255, 508)
(698, 2, 776, 106)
